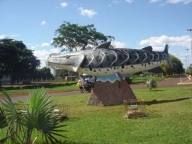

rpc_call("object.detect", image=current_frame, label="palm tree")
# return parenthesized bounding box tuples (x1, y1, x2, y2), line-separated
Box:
(0, 88, 67, 144)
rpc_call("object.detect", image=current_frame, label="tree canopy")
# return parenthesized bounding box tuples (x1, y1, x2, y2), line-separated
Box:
(30, 67, 54, 80)
(52, 21, 115, 51)
(0, 38, 40, 83)
(161, 54, 184, 76)
(186, 64, 192, 75)
(169, 54, 184, 74)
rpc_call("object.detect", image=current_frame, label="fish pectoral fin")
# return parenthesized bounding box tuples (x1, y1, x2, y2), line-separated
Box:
(115, 72, 123, 81)
(69, 54, 85, 72)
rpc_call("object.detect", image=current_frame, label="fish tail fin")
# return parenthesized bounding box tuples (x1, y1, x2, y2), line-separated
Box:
(164, 44, 177, 71)
(163, 44, 169, 55)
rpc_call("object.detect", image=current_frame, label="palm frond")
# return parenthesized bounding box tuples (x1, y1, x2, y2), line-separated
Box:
(0, 107, 7, 128)
(27, 88, 67, 142)
(0, 88, 67, 143)
(0, 90, 25, 143)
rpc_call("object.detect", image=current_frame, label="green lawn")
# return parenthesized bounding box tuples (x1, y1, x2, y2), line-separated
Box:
(130, 75, 165, 84)
(0, 76, 165, 95)
(32, 86, 192, 144)
(0, 84, 79, 95)
(1, 79, 191, 143)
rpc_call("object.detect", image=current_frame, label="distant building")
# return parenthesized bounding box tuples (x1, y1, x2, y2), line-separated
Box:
(65, 76, 75, 81)
(52, 68, 61, 77)
(1, 75, 11, 84)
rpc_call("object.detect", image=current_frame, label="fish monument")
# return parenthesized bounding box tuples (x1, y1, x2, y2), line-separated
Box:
(47, 42, 174, 106)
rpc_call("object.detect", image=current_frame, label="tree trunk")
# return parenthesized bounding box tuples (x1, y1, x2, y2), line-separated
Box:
(0, 79, 2, 89)
(11, 77, 15, 84)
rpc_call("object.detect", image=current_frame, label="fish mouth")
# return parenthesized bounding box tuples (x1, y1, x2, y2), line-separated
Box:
(48, 56, 71, 66)
(47, 53, 85, 72)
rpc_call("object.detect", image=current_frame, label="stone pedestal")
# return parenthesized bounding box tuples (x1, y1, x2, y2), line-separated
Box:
(87, 80, 137, 106)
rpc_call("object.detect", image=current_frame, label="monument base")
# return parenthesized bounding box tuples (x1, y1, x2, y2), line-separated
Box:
(87, 80, 137, 106)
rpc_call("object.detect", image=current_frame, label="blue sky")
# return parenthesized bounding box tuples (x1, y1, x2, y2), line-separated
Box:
(0, 0, 192, 69)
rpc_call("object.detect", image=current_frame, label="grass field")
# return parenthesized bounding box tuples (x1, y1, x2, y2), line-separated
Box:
(29, 86, 192, 144)
(130, 75, 165, 84)
(0, 76, 165, 95)
(1, 77, 191, 144)
(0, 84, 79, 95)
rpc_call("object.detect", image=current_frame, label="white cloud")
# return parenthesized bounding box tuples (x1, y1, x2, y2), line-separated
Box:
(61, 2, 68, 7)
(41, 21, 46, 25)
(0, 35, 6, 39)
(111, 41, 126, 48)
(10, 34, 20, 37)
(139, 35, 190, 51)
(28, 44, 38, 49)
(78, 7, 97, 18)
(31, 46, 36, 49)
(149, 0, 161, 3)
(166, 0, 192, 4)
(125, 0, 133, 3)
(33, 48, 60, 68)
(41, 43, 50, 47)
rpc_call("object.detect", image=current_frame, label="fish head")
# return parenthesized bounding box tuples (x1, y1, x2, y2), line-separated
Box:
(47, 53, 85, 72)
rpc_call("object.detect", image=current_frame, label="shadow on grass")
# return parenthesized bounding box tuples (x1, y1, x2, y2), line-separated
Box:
(146, 97, 189, 106)
(151, 89, 164, 91)
(61, 140, 91, 144)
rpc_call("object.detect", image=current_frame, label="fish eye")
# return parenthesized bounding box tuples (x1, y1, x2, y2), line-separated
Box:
(66, 55, 71, 59)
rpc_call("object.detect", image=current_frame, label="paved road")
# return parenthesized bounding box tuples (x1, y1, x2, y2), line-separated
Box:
(130, 75, 191, 90)
(3, 75, 192, 102)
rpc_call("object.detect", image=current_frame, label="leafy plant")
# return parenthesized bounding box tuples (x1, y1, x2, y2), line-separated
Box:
(146, 79, 156, 91)
(0, 88, 67, 144)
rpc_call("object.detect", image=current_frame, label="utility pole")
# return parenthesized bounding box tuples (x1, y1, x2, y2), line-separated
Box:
(186, 48, 189, 71)
(187, 29, 192, 72)
(187, 29, 192, 55)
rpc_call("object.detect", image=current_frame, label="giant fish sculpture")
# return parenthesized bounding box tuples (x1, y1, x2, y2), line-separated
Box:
(47, 42, 173, 79)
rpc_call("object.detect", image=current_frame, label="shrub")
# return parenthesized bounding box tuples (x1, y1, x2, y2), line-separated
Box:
(0, 88, 67, 143)
(146, 79, 156, 91)
(20, 85, 34, 89)
(13, 86, 20, 90)
(4, 86, 14, 90)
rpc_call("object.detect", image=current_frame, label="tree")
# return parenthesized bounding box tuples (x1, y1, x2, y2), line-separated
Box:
(0, 39, 20, 79)
(0, 88, 67, 143)
(160, 54, 184, 76)
(161, 64, 172, 76)
(52, 21, 115, 52)
(59, 69, 68, 79)
(169, 54, 184, 74)
(186, 64, 192, 75)
(0, 38, 40, 84)
(28, 67, 54, 81)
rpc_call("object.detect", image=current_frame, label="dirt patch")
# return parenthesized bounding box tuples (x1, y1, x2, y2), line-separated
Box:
(0, 90, 77, 99)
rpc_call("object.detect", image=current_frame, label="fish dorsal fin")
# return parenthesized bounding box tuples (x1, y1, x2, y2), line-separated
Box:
(142, 46, 152, 51)
(94, 42, 111, 49)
